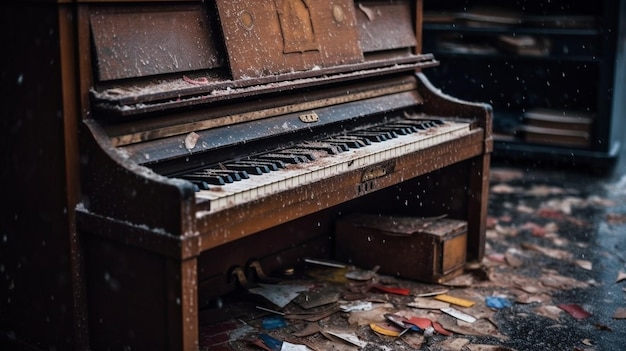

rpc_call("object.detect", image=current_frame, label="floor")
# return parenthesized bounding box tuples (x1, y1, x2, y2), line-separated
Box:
(199, 151, 626, 351)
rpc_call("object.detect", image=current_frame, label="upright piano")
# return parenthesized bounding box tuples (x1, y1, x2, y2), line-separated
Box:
(73, 0, 493, 350)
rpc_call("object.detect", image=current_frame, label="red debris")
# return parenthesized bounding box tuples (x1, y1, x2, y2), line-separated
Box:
(432, 321, 453, 336)
(408, 316, 432, 330)
(557, 303, 592, 319)
(537, 208, 565, 220)
(520, 222, 547, 237)
(372, 284, 410, 296)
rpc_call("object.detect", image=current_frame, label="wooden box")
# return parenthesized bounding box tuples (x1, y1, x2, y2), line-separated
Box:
(335, 214, 467, 283)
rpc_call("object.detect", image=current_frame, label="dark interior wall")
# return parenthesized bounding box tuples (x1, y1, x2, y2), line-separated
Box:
(0, 3, 78, 350)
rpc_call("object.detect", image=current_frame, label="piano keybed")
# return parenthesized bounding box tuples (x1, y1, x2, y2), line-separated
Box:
(188, 117, 471, 213)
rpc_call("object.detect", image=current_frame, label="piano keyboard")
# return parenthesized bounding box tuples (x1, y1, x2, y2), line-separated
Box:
(191, 118, 471, 213)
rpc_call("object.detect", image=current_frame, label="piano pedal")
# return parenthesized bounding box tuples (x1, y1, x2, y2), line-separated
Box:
(229, 266, 258, 290)
(247, 260, 282, 284)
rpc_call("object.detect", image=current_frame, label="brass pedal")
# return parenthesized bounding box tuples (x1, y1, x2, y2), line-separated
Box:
(230, 266, 257, 290)
(248, 260, 281, 284)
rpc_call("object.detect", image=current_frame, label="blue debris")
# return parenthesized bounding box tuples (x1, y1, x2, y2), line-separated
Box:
(486, 296, 512, 309)
(259, 333, 283, 351)
(261, 316, 288, 330)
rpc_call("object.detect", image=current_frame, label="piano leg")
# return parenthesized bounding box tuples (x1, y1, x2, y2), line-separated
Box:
(166, 258, 199, 351)
(467, 153, 490, 262)
(82, 235, 199, 351)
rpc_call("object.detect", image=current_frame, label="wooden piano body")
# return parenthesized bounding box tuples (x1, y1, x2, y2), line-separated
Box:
(69, 0, 493, 350)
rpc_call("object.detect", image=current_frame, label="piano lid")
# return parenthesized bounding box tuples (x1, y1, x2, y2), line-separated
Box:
(88, 0, 437, 117)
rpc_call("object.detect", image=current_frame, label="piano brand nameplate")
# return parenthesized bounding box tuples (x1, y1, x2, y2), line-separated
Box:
(216, 0, 364, 80)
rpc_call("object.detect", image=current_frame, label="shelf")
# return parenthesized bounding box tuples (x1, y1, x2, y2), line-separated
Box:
(429, 51, 600, 63)
(423, 24, 602, 61)
(423, 23, 600, 37)
(422, 0, 625, 170)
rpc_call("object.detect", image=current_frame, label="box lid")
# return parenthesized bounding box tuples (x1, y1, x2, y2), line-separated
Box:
(342, 214, 466, 237)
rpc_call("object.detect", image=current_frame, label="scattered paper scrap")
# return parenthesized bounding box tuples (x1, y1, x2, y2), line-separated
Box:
(435, 294, 475, 307)
(345, 266, 379, 281)
(323, 330, 368, 348)
(534, 305, 563, 321)
(505, 250, 524, 267)
(369, 322, 402, 337)
(347, 303, 394, 326)
(402, 333, 425, 349)
(442, 274, 474, 287)
(441, 307, 477, 323)
(436, 338, 470, 350)
(616, 271, 626, 283)
(292, 323, 322, 337)
(249, 284, 309, 308)
(416, 289, 449, 297)
(521, 242, 572, 261)
(574, 259, 592, 271)
(557, 303, 592, 319)
(408, 297, 450, 310)
(281, 341, 312, 351)
(384, 313, 420, 332)
(514, 292, 549, 304)
(519, 222, 549, 236)
(606, 213, 626, 224)
(612, 307, 626, 319)
(339, 300, 373, 312)
(293, 286, 340, 309)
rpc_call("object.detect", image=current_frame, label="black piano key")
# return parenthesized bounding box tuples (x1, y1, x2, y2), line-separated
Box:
(322, 137, 369, 148)
(231, 161, 272, 173)
(182, 173, 227, 185)
(257, 153, 307, 164)
(193, 170, 235, 183)
(427, 118, 445, 125)
(247, 158, 287, 170)
(339, 135, 372, 145)
(277, 149, 318, 161)
(397, 119, 432, 130)
(317, 141, 350, 152)
(387, 123, 421, 134)
(369, 126, 403, 136)
(191, 180, 210, 190)
(352, 129, 399, 141)
(347, 131, 388, 142)
(223, 163, 266, 175)
(416, 119, 444, 127)
(211, 169, 249, 181)
(375, 129, 399, 138)
(297, 141, 344, 155)
(205, 170, 248, 181)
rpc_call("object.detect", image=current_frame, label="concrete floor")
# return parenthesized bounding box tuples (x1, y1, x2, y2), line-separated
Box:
(200, 149, 626, 351)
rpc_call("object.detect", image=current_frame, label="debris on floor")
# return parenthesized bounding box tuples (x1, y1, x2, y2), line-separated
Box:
(201, 167, 626, 350)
